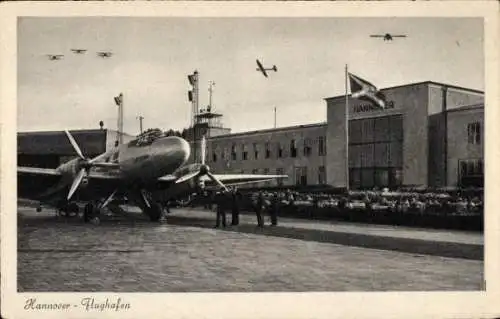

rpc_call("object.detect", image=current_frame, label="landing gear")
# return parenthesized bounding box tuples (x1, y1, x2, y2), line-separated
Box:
(55, 201, 79, 218)
(147, 203, 162, 222)
(135, 189, 165, 222)
(83, 202, 101, 225)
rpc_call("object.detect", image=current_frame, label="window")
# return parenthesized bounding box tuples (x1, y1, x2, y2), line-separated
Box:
(265, 142, 271, 158)
(290, 139, 297, 158)
(460, 159, 483, 176)
(459, 159, 484, 187)
(276, 168, 284, 186)
(295, 167, 307, 186)
(318, 136, 326, 156)
(318, 166, 326, 184)
(231, 144, 237, 160)
(242, 144, 248, 160)
(303, 138, 312, 157)
(212, 152, 217, 162)
(253, 143, 259, 160)
(277, 142, 283, 158)
(467, 122, 481, 145)
(222, 147, 228, 160)
(252, 168, 258, 174)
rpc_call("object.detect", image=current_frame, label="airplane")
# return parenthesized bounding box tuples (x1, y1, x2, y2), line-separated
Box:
(71, 49, 87, 54)
(256, 59, 277, 78)
(46, 54, 64, 61)
(97, 51, 113, 58)
(370, 33, 407, 41)
(18, 129, 287, 224)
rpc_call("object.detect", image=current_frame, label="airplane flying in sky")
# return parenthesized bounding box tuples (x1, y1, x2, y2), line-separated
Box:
(71, 49, 87, 54)
(370, 33, 407, 41)
(18, 129, 287, 224)
(46, 54, 64, 61)
(256, 59, 277, 78)
(97, 51, 113, 58)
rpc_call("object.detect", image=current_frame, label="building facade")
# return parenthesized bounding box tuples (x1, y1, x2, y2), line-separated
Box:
(326, 81, 483, 189)
(205, 123, 327, 187)
(203, 81, 483, 189)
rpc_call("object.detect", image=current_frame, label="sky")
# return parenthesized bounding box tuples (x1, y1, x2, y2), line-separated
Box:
(18, 17, 484, 135)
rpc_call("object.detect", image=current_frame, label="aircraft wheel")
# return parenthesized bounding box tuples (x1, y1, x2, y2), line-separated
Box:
(148, 203, 162, 222)
(90, 216, 101, 225)
(67, 203, 79, 217)
(83, 203, 95, 223)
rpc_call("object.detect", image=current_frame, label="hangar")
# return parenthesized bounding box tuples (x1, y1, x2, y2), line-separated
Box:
(18, 129, 134, 169)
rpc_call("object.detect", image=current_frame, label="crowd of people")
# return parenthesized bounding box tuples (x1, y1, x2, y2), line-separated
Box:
(192, 186, 483, 230)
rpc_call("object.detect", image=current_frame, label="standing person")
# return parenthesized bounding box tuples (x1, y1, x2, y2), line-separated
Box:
(215, 191, 227, 228)
(254, 191, 265, 228)
(231, 187, 240, 226)
(269, 193, 279, 226)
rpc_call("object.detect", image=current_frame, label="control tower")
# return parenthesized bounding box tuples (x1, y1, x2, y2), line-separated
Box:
(187, 80, 231, 163)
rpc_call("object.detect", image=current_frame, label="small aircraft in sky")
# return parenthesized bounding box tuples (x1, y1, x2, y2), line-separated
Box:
(18, 129, 287, 224)
(71, 49, 87, 54)
(46, 54, 64, 61)
(256, 59, 277, 78)
(97, 51, 113, 58)
(370, 33, 407, 41)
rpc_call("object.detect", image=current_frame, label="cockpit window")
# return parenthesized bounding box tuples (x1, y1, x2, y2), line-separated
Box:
(128, 128, 164, 147)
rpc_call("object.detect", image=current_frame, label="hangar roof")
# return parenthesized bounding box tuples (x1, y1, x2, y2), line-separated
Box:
(18, 129, 107, 155)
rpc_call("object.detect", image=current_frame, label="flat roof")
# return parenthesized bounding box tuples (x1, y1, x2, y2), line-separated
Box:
(325, 80, 484, 101)
(18, 128, 134, 137)
(209, 122, 327, 140)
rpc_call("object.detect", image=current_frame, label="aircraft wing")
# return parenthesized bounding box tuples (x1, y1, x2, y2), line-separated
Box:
(200, 174, 287, 187)
(256, 59, 268, 77)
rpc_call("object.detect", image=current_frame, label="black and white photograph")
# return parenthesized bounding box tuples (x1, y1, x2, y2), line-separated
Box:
(1, 2, 499, 319)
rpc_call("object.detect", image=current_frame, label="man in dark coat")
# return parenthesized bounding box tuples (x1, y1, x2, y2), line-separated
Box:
(231, 188, 241, 226)
(269, 193, 279, 226)
(215, 191, 227, 228)
(254, 192, 265, 228)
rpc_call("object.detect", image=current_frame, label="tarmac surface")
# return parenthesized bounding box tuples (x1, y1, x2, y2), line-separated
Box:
(17, 204, 483, 292)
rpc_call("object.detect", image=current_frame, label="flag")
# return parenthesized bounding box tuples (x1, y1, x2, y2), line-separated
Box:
(114, 93, 122, 106)
(348, 73, 387, 109)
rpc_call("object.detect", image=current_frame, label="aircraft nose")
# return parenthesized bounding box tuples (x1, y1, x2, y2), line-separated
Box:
(176, 137, 191, 164)
(155, 136, 190, 166)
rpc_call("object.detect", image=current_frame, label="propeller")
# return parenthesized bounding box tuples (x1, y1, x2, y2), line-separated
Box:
(64, 130, 100, 201)
(175, 135, 229, 192)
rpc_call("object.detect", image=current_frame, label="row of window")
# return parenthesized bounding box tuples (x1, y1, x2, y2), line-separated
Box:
(210, 136, 327, 162)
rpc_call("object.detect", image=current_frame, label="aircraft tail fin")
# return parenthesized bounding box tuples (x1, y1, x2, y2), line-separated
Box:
(273, 65, 277, 72)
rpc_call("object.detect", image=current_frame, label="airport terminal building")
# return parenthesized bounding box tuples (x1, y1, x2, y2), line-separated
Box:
(18, 80, 483, 189)
(203, 81, 483, 189)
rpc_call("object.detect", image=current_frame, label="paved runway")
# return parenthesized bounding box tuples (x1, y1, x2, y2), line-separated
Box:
(17, 204, 483, 292)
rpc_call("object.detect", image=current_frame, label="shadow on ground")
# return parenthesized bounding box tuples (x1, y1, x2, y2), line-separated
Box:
(165, 215, 483, 261)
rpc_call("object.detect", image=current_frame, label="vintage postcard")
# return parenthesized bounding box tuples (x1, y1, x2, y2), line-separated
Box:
(1, 1, 499, 318)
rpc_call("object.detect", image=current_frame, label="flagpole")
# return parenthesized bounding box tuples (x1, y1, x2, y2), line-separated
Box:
(345, 64, 350, 192)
